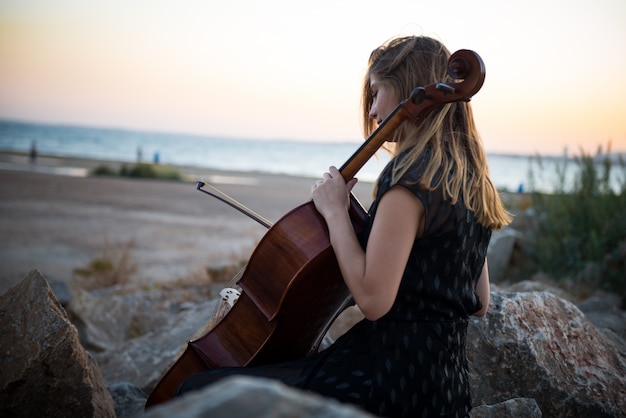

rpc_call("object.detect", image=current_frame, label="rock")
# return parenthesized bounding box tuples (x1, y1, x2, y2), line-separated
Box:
(504, 279, 576, 303)
(0, 270, 116, 417)
(470, 398, 542, 417)
(67, 283, 214, 352)
(578, 295, 626, 340)
(67, 287, 128, 352)
(142, 375, 375, 418)
(577, 295, 626, 358)
(7, 271, 622, 417)
(49, 279, 72, 306)
(487, 227, 522, 283)
(94, 298, 218, 393)
(468, 291, 626, 417)
(108, 382, 147, 418)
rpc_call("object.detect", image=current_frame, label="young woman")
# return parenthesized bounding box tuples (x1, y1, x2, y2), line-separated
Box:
(177, 35, 511, 418)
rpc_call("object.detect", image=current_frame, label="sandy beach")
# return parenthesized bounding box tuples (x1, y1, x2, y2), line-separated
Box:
(0, 152, 375, 293)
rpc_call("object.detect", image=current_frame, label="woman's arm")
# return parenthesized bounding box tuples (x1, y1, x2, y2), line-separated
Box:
(312, 167, 423, 320)
(472, 261, 490, 317)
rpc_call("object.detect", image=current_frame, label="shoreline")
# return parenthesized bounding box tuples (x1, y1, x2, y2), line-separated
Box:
(0, 152, 375, 294)
(0, 150, 331, 181)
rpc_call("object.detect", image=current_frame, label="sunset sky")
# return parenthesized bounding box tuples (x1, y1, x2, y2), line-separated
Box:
(1, 0, 625, 156)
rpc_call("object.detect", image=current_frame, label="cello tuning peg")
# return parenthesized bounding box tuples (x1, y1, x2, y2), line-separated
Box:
(409, 87, 427, 104)
(435, 83, 455, 94)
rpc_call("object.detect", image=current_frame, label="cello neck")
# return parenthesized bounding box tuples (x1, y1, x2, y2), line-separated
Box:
(338, 104, 410, 182)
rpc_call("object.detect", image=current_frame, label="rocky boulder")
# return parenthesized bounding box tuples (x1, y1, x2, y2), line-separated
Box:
(470, 398, 542, 417)
(142, 375, 376, 418)
(140, 375, 541, 418)
(468, 291, 626, 417)
(3, 271, 626, 418)
(0, 270, 116, 417)
(487, 226, 522, 283)
(66, 281, 217, 353)
(93, 298, 218, 392)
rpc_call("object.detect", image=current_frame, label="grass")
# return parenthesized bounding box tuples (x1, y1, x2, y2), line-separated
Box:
(92, 162, 182, 181)
(72, 238, 138, 289)
(527, 144, 626, 304)
(72, 234, 251, 293)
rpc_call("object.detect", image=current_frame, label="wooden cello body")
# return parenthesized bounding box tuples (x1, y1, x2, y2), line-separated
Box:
(146, 49, 485, 407)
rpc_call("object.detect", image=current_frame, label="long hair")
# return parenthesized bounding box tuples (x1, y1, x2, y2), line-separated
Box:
(361, 36, 511, 230)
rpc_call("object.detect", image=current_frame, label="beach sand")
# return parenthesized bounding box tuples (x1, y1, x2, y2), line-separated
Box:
(0, 152, 375, 293)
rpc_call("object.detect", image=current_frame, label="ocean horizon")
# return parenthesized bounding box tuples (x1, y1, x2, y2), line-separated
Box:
(1, 119, 621, 193)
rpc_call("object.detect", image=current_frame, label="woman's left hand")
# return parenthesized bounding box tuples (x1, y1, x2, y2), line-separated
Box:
(311, 166, 358, 220)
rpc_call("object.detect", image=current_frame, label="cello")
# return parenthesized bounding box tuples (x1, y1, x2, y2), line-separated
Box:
(146, 49, 485, 407)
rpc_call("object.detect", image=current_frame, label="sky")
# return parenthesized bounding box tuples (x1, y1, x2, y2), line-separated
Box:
(0, 0, 625, 156)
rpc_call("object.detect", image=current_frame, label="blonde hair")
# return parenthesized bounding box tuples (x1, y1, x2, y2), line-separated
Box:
(361, 36, 511, 230)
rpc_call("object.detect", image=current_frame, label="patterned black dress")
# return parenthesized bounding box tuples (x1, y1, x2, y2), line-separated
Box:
(177, 152, 492, 418)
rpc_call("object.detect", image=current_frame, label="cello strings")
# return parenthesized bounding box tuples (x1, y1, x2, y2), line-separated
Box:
(208, 265, 246, 328)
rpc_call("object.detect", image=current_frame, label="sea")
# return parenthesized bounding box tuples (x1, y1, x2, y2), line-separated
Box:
(0, 120, 621, 193)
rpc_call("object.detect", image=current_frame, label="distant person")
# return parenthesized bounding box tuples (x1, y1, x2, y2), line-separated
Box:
(29, 141, 37, 165)
(153, 151, 159, 164)
(137, 146, 143, 163)
(174, 35, 511, 417)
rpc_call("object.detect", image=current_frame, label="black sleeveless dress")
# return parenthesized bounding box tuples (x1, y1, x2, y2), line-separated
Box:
(177, 152, 492, 418)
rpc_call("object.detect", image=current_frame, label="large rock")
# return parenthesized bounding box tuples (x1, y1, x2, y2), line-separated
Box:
(504, 278, 576, 303)
(67, 287, 135, 352)
(142, 375, 375, 418)
(578, 295, 626, 342)
(98, 288, 625, 417)
(108, 381, 148, 418)
(141, 376, 542, 418)
(67, 282, 216, 352)
(94, 298, 218, 393)
(487, 227, 522, 283)
(468, 291, 626, 417)
(0, 270, 116, 417)
(470, 398, 542, 417)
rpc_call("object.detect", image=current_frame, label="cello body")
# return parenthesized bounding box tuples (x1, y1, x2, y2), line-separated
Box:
(146, 49, 486, 407)
(146, 198, 367, 406)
